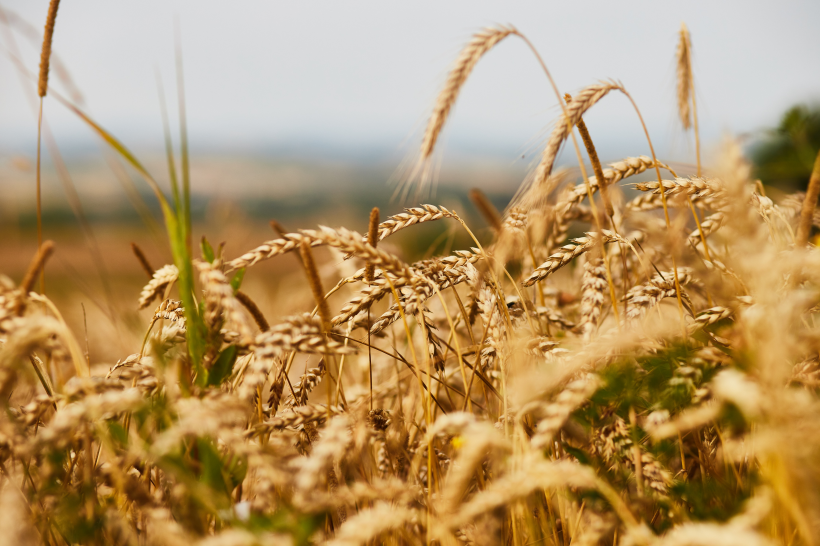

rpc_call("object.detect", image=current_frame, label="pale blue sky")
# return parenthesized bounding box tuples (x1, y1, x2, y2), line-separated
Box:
(0, 0, 818, 165)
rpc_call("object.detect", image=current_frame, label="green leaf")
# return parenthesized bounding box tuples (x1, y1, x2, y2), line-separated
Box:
(230, 268, 246, 292)
(225, 453, 248, 490)
(196, 438, 231, 505)
(106, 421, 129, 448)
(563, 444, 592, 466)
(201, 236, 215, 263)
(208, 345, 238, 387)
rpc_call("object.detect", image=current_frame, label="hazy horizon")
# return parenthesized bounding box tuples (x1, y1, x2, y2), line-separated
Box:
(0, 0, 818, 169)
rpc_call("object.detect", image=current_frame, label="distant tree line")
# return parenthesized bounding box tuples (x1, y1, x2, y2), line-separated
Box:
(752, 103, 820, 191)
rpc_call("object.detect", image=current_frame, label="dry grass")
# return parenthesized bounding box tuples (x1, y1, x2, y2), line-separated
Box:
(4, 14, 820, 546)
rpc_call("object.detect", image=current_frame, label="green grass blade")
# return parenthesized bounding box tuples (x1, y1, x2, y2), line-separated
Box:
(55, 94, 207, 378)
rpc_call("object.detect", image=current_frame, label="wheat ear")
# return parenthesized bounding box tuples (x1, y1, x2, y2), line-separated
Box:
(254, 315, 354, 359)
(532, 81, 621, 189)
(17, 241, 55, 314)
(376, 204, 459, 242)
(522, 231, 625, 286)
(420, 26, 515, 160)
(676, 23, 692, 130)
(38, 0, 60, 98)
(578, 259, 607, 341)
(138, 264, 178, 310)
(235, 290, 269, 332)
(366, 207, 380, 282)
(469, 189, 503, 231)
(130, 243, 154, 278)
(300, 241, 331, 328)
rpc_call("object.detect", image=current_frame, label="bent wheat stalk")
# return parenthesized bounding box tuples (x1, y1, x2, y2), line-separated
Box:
(35, 0, 61, 293)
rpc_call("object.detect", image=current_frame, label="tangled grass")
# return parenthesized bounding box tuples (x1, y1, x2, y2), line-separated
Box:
(3, 14, 820, 546)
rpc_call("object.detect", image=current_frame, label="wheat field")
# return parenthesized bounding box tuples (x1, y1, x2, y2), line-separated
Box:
(3, 6, 820, 545)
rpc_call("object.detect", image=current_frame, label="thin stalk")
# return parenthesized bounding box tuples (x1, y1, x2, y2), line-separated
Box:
(431, 284, 471, 411)
(619, 88, 687, 335)
(36, 98, 44, 293)
(563, 93, 621, 328)
(688, 37, 703, 178)
(175, 21, 191, 254)
(156, 70, 181, 212)
(384, 277, 428, 425)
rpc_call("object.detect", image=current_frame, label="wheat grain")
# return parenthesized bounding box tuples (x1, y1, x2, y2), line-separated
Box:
(255, 314, 356, 359)
(300, 240, 332, 328)
(578, 259, 607, 341)
(502, 207, 528, 233)
(635, 176, 724, 202)
(152, 299, 185, 323)
(226, 231, 324, 271)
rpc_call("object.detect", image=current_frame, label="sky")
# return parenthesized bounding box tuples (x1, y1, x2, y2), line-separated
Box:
(0, 0, 818, 167)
